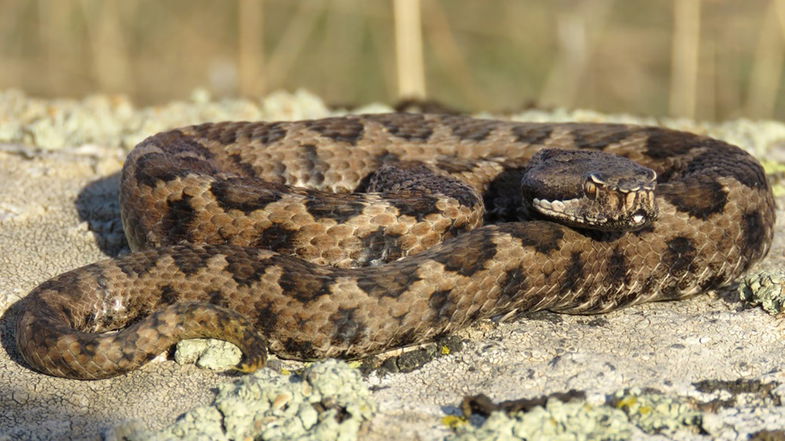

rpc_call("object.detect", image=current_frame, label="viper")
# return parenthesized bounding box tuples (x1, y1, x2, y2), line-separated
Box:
(15, 113, 775, 380)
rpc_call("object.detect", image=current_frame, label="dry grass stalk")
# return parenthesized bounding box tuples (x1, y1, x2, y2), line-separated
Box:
(393, 0, 426, 99)
(265, 1, 322, 91)
(746, 0, 785, 118)
(239, 0, 266, 97)
(669, 0, 701, 118)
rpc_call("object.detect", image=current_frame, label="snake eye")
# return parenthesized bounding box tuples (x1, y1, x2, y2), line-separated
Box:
(589, 174, 605, 184)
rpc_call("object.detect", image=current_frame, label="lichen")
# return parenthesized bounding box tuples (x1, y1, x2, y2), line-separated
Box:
(451, 388, 712, 441)
(740, 272, 785, 315)
(0, 88, 338, 151)
(108, 360, 376, 441)
(612, 388, 702, 435)
(174, 339, 243, 371)
(451, 397, 633, 441)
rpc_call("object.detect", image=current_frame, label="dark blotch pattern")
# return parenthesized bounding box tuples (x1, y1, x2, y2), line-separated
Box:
(254, 302, 279, 335)
(159, 285, 179, 305)
(300, 144, 328, 186)
(483, 168, 526, 222)
(255, 224, 299, 254)
(305, 196, 366, 223)
(511, 125, 553, 145)
(646, 130, 768, 192)
(224, 248, 272, 287)
(330, 307, 367, 345)
(664, 237, 696, 276)
(35, 270, 81, 296)
(660, 176, 727, 219)
(614, 290, 641, 308)
(376, 113, 434, 141)
(305, 117, 365, 144)
(642, 127, 695, 159)
(387, 195, 439, 222)
(435, 156, 478, 173)
(282, 339, 317, 359)
(441, 115, 494, 142)
(217, 126, 238, 145)
(251, 122, 287, 145)
(688, 144, 769, 190)
(504, 222, 564, 255)
(356, 260, 421, 298)
(567, 124, 635, 150)
(161, 195, 198, 244)
(606, 247, 629, 287)
(358, 228, 403, 265)
(498, 267, 527, 301)
(211, 179, 284, 215)
(370, 161, 480, 209)
(226, 153, 258, 177)
(428, 289, 454, 321)
(208, 290, 229, 308)
(171, 245, 211, 275)
(134, 153, 219, 189)
(115, 250, 161, 279)
(699, 273, 727, 292)
(741, 211, 768, 264)
(158, 130, 214, 158)
(560, 252, 585, 293)
(388, 328, 420, 348)
(276, 258, 333, 303)
(432, 229, 496, 277)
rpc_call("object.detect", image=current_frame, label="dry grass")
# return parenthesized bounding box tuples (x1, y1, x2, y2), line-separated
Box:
(1, 0, 783, 120)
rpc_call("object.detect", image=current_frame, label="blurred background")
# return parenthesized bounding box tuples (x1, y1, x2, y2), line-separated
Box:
(1, 0, 784, 121)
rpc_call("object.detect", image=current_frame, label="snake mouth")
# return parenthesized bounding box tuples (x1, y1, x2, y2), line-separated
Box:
(531, 184, 657, 231)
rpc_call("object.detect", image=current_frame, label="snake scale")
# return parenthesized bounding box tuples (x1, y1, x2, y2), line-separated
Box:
(15, 113, 775, 380)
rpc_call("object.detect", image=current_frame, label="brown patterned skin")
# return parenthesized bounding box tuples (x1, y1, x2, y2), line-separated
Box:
(15, 113, 775, 380)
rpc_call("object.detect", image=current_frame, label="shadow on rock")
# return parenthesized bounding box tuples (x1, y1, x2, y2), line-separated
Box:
(1, 298, 30, 373)
(75, 172, 128, 257)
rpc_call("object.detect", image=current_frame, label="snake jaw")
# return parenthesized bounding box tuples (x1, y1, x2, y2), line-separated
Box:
(523, 149, 659, 231)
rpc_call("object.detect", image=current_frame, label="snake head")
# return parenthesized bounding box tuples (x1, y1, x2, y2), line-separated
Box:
(521, 149, 658, 232)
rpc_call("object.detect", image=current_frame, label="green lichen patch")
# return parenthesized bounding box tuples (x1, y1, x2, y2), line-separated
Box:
(359, 335, 465, 375)
(611, 388, 702, 435)
(450, 397, 633, 441)
(109, 360, 376, 441)
(740, 272, 785, 315)
(174, 339, 243, 371)
(461, 391, 586, 417)
(692, 379, 782, 410)
(0, 88, 333, 151)
(451, 388, 710, 441)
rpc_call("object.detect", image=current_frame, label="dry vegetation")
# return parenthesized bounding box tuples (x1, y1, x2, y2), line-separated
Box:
(1, 0, 784, 120)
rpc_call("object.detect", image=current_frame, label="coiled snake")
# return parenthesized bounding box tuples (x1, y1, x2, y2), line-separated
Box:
(15, 113, 775, 379)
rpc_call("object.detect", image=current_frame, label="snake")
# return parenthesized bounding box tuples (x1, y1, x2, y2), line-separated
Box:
(14, 113, 775, 380)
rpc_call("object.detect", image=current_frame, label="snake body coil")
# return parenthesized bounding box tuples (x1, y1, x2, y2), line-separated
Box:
(16, 113, 775, 379)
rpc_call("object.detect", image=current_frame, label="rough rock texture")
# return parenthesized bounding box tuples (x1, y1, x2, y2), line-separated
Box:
(1, 89, 784, 440)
